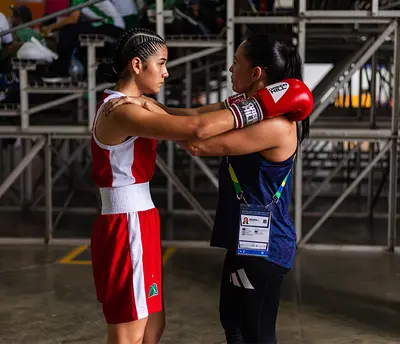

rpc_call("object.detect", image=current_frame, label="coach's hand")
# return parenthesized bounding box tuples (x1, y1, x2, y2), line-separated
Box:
(102, 96, 146, 117)
(102, 96, 168, 117)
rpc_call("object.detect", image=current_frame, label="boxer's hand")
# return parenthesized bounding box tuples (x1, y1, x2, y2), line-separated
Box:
(102, 96, 145, 117)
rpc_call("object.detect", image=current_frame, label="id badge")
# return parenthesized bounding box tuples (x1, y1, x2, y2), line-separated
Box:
(237, 204, 271, 257)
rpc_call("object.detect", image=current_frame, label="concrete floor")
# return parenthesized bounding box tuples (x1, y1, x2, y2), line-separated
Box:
(0, 245, 400, 344)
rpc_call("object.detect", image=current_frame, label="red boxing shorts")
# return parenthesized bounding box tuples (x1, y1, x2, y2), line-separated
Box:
(90, 183, 163, 324)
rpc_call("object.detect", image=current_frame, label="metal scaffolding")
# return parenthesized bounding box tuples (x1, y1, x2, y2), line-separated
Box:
(0, 0, 400, 252)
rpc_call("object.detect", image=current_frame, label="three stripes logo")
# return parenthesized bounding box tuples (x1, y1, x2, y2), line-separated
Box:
(229, 268, 254, 290)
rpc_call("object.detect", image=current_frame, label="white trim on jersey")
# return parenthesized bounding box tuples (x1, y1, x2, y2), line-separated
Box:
(92, 89, 139, 187)
(92, 90, 137, 152)
(108, 142, 136, 186)
(128, 212, 149, 319)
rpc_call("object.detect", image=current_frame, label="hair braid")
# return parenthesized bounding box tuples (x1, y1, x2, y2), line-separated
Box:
(97, 28, 166, 83)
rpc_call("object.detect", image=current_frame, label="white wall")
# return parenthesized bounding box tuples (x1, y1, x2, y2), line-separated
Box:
(207, 63, 392, 104)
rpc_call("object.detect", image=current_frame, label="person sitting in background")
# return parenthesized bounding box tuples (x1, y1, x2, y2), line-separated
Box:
(40, 0, 125, 83)
(9, 5, 42, 43)
(111, 0, 140, 30)
(0, 11, 14, 71)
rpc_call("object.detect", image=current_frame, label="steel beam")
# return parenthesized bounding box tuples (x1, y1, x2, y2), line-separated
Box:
(156, 0, 164, 38)
(19, 68, 29, 130)
(233, 15, 395, 25)
(367, 54, 378, 210)
(0, 138, 45, 200)
(303, 143, 361, 210)
(44, 136, 52, 244)
(234, 16, 297, 24)
(312, 36, 375, 108)
(32, 141, 90, 206)
(87, 43, 97, 131)
(26, 86, 87, 94)
(0, 126, 90, 134)
(298, 140, 391, 246)
(371, 0, 379, 16)
(156, 154, 214, 229)
(309, 129, 392, 140)
(28, 93, 83, 116)
(388, 23, 400, 252)
(295, 16, 306, 243)
(167, 47, 224, 68)
(298, 0, 306, 14)
(0, 0, 104, 37)
(310, 20, 398, 125)
(190, 156, 219, 189)
(0, 237, 217, 249)
(226, 0, 234, 97)
(381, 1, 400, 10)
(300, 244, 398, 253)
(304, 17, 392, 24)
(166, 40, 225, 48)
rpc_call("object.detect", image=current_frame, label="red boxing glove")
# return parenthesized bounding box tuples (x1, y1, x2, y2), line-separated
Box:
(224, 92, 247, 108)
(228, 78, 314, 128)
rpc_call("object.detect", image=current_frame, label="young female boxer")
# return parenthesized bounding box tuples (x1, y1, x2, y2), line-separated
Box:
(91, 28, 312, 344)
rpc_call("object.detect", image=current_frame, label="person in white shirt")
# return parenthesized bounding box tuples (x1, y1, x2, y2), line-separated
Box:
(111, 0, 139, 29)
(0, 11, 13, 66)
(40, 0, 125, 83)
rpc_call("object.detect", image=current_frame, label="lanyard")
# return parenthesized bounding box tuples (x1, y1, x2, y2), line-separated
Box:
(227, 154, 296, 207)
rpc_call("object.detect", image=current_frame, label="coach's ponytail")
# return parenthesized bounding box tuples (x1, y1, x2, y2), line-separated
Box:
(285, 47, 309, 142)
(243, 34, 309, 142)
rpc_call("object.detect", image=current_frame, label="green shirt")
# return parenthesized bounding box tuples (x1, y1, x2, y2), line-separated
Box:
(15, 28, 42, 42)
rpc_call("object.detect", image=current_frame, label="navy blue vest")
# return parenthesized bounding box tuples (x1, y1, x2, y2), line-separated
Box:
(210, 152, 296, 269)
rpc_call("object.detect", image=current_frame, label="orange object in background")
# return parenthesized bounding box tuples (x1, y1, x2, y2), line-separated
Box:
(0, 0, 16, 15)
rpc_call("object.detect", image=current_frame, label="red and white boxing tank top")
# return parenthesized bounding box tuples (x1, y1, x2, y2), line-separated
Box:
(90, 89, 157, 188)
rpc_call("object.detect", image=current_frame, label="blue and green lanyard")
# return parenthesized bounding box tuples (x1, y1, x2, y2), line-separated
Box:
(227, 155, 296, 208)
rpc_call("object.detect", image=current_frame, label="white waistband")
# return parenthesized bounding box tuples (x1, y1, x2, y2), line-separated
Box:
(99, 182, 155, 214)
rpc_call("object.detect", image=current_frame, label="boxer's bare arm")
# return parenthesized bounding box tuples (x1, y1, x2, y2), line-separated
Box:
(95, 102, 235, 144)
(115, 104, 235, 140)
(104, 96, 225, 117)
(158, 102, 225, 116)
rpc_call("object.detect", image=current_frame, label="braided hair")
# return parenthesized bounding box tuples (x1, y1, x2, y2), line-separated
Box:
(98, 28, 166, 83)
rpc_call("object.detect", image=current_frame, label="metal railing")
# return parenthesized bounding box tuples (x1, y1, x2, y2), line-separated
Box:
(0, 0, 105, 37)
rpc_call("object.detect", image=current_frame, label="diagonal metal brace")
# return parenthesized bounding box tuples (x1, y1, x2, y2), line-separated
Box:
(298, 140, 391, 247)
(156, 154, 214, 229)
(310, 20, 398, 125)
(0, 138, 45, 200)
(302, 143, 361, 210)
